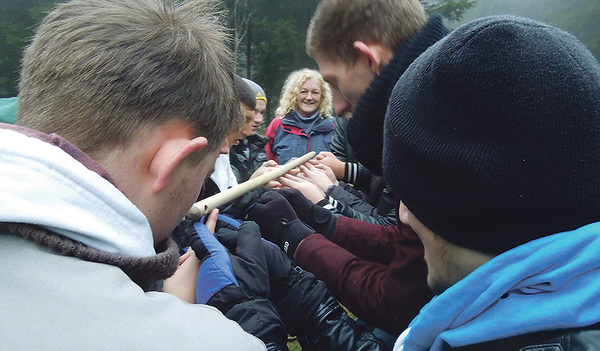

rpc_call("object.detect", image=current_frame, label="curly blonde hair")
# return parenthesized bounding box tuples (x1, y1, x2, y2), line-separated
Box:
(275, 68, 333, 118)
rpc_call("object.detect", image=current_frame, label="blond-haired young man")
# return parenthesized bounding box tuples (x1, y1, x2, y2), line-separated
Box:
(0, 0, 265, 349)
(267, 0, 450, 338)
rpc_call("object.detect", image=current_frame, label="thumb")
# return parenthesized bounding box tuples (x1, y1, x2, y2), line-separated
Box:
(191, 221, 222, 260)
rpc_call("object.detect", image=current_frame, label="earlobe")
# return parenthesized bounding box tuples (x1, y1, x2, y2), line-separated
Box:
(152, 136, 208, 193)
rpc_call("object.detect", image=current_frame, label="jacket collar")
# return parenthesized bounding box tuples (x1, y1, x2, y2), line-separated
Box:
(349, 14, 450, 175)
(0, 125, 155, 257)
(281, 111, 335, 132)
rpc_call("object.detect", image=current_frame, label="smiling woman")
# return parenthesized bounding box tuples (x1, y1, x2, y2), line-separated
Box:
(265, 68, 334, 164)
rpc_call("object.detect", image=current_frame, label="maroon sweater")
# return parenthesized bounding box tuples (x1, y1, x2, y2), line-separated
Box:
(294, 216, 432, 334)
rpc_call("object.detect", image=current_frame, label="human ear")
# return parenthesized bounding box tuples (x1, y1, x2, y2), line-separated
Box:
(353, 41, 381, 74)
(151, 136, 208, 194)
(353, 41, 391, 75)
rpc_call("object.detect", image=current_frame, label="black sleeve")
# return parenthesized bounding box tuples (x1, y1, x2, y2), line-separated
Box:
(323, 185, 397, 226)
(343, 161, 374, 193)
(329, 116, 350, 162)
(276, 267, 389, 351)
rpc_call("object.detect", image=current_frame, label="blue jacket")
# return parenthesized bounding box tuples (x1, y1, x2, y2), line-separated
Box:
(266, 111, 335, 164)
(396, 221, 600, 351)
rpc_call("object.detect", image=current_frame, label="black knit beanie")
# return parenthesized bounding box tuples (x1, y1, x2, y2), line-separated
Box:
(383, 15, 600, 255)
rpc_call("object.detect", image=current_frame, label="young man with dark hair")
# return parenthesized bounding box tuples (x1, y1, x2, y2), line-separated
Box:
(254, 0, 451, 335)
(384, 15, 600, 351)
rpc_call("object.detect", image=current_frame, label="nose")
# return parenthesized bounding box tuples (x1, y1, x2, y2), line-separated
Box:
(254, 111, 264, 124)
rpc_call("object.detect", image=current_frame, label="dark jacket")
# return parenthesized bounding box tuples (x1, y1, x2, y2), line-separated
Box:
(230, 134, 268, 183)
(329, 116, 374, 192)
(347, 14, 450, 175)
(455, 324, 600, 351)
(328, 116, 396, 225)
(276, 266, 389, 351)
(294, 217, 432, 335)
(266, 111, 335, 164)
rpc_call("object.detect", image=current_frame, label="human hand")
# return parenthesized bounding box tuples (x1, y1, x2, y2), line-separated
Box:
(162, 209, 219, 303)
(198, 221, 288, 348)
(296, 163, 339, 192)
(216, 228, 293, 292)
(162, 249, 200, 303)
(313, 163, 339, 185)
(219, 187, 269, 220)
(278, 173, 326, 203)
(250, 160, 283, 188)
(309, 151, 345, 180)
(185, 210, 241, 305)
(215, 227, 320, 335)
(277, 188, 337, 240)
(247, 190, 315, 259)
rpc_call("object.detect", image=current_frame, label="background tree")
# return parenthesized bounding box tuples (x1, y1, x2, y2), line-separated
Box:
(1, 0, 599, 130)
(422, 0, 477, 22)
(227, 0, 320, 126)
(0, 0, 55, 97)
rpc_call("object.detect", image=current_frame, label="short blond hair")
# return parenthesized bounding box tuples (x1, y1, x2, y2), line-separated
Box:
(18, 0, 239, 159)
(306, 0, 427, 63)
(275, 68, 333, 118)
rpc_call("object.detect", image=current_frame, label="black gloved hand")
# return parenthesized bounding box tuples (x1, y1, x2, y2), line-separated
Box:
(216, 227, 327, 334)
(216, 226, 387, 351)
(220, 187, 270, 219)
(216, 228, 294, 299)
(277, 188, 338, 240)
(247, 191, 315, 259)
(188, 221, 288, 349)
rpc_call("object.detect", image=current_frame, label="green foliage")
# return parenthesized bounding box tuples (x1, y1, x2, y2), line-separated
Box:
(1, 0, 598, 108)
(229, 0, 320, 122)
(0, 0, 57, 97)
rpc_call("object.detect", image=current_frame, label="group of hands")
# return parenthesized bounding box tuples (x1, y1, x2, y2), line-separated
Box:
(162, 152, 344, 344)
(253, 151, 344, 203)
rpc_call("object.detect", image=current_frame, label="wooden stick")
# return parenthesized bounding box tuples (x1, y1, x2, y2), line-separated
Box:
(187, 151, 316, 220)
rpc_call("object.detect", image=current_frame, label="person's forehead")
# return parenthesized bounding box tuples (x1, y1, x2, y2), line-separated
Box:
(255, 100, 267, 112)
(301, 78, 320, 89)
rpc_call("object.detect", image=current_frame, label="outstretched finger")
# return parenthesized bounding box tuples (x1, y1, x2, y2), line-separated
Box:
(278, 174, 302, 188)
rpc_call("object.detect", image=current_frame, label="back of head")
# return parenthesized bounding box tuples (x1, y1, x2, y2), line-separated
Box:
(384, 15, 600, 255)
(17, 0, 238, 159)
(242, 78, 267, 103)
(234, 75, 257, 111)
(275, 68, 333, 118)
(306, 0, 427, 63)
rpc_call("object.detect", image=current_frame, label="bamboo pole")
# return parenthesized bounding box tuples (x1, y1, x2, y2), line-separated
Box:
(187, 151, 316, 220)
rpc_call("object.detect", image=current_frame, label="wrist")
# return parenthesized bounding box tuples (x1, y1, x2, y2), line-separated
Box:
(279, 219, 315, 259)
(344, 162, 358, 184)
(336, 162, 346, 180)
(294, 237, 308, 260)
